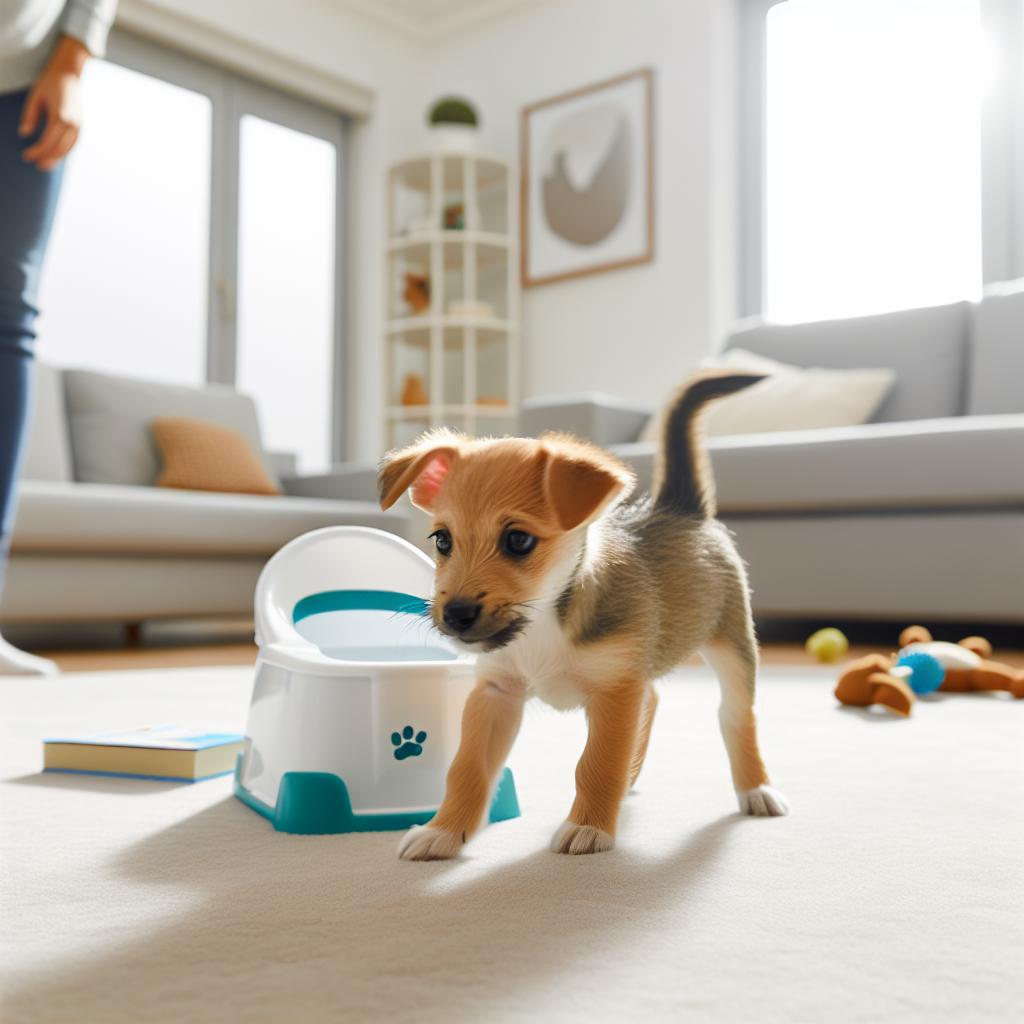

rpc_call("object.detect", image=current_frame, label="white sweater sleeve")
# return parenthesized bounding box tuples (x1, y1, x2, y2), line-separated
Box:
(61, 0, 117, 58)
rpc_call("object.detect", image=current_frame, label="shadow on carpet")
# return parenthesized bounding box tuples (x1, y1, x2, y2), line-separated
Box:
(7, 795, 743, 1022)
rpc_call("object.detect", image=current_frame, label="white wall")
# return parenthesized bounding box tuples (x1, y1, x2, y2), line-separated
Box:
(422, 0, 738, 412)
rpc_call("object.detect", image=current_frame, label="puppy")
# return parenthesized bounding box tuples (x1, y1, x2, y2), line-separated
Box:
(378, 370, 789, 861)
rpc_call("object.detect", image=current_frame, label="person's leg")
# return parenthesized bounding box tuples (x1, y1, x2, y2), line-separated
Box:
(0, 90, 66, 675)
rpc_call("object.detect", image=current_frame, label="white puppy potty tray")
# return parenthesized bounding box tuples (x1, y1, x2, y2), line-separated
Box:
(234, 526, 519, 834)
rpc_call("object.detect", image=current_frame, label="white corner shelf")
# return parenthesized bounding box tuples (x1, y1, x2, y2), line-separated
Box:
(384, 315, 516, 334)
(387, 229, 511, 250)
(383, 149, 521, 448)
(385, 404, 517, 420)
(386, 231, 512, 271)
(389, 152, 509, 193)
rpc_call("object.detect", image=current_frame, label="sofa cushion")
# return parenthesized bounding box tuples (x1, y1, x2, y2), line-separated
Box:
(725, 301, 970, 422)
(21, 363, 73, 482)
(611, 414, 1024, 513)
(639, 349, 895, 441)
(10, 482, 406, 556)
(152, 417, 281, 496)
(723, 512, 1024, 620)
(968, 281, 1024, 415)
(63, 369, 277, 488)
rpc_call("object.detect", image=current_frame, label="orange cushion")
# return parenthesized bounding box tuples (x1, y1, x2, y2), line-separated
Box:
(151, 417, 280, 496)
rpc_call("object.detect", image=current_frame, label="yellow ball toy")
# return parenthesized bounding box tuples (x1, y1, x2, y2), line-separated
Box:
(806, 627, 849, 663)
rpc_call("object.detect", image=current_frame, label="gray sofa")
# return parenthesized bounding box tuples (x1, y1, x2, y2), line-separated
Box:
(1, 366, 405, 625)
(520, 285, 1024, 624)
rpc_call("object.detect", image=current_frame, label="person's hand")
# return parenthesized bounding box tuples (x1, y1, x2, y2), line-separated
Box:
(20, 35, 91, 172)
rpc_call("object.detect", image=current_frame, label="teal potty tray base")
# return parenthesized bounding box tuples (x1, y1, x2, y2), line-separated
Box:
(235, 758, 520, 835)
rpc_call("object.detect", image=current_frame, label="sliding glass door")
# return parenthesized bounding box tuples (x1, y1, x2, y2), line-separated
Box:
(234, 92, 341, 474)
(37, 58, 212, 385)
(36, 30, 347, 471)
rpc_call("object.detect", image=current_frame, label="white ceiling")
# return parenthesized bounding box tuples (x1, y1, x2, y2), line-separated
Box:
(334, 0, 546, 40)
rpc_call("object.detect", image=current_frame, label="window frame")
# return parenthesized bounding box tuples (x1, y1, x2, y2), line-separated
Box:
(102, 29, 349, 462)
(979, 0, 1024, 284)
(736, 0, 786, 318)
(737, 0, 1024, 319)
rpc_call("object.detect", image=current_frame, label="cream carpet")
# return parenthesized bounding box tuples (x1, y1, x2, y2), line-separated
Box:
(2, 664, 1022, 1023)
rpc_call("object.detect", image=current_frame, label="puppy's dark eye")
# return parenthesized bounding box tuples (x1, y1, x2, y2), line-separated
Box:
(429, 529, 453, 556)
(502, 529, 537, 557)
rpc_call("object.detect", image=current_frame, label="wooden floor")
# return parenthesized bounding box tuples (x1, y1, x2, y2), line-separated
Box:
(40, 641, 1024, 673)
(44, 643, 258, 673)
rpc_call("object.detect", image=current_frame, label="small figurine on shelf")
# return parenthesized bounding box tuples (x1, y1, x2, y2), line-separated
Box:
(443, 202, 465, 231)
(403, 272, 430, 315)
(400, 373, 428, 406)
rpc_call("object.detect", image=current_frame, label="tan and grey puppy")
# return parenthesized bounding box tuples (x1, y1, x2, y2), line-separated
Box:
(378, 370, 789, 861)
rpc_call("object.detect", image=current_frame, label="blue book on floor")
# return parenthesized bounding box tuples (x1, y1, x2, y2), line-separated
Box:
(43, 725, 246, 782)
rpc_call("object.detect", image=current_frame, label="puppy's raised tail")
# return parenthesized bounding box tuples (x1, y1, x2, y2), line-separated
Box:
(653, 370, 765, 518)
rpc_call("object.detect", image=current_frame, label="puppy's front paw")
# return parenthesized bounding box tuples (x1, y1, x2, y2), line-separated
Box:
(550, 820, 615, 855)
(737, 784, 790, 817)
(397, 825, 463, 861)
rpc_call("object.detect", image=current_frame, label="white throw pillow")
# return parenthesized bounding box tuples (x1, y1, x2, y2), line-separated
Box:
(639, 349, 895, 442)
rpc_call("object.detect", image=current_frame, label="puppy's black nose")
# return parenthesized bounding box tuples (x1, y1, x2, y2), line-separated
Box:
(443, 598, 481, 633)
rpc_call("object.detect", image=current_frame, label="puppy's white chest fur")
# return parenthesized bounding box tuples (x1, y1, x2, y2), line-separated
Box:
(480, 606, 587, 710)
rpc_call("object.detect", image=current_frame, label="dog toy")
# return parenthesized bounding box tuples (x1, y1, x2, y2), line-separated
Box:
(893, 652, 945, 694)
(806, 627, 849, 663)
(835, 625, 1024, 716)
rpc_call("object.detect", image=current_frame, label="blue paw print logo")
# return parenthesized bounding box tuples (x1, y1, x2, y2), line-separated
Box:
(391, 725, 427, 760)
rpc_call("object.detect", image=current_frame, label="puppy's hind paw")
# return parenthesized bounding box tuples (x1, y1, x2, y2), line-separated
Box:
(550, 820, 615, 855)
(397, 825, 463, 861)
(737, 785, 790, 817)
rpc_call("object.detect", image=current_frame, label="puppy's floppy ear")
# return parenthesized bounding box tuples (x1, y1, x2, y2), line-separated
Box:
(541, 434, 635, 531)
(378, 431, 460, 511)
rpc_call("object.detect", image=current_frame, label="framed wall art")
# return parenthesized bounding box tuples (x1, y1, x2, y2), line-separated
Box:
(520, 67, 654, 287)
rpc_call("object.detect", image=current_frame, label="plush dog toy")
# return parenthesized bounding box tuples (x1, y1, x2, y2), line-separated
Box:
(835, 625, 1024, 716)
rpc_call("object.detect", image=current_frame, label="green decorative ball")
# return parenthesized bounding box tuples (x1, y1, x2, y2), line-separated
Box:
(806, 627, 849, 663)
(428, 97, 478, 127)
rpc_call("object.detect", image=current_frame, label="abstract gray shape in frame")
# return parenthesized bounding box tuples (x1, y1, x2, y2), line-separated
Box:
(541, 100, 632, 247)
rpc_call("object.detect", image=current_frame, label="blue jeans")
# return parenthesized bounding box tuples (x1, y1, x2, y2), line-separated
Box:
(0, 90, 64, 590)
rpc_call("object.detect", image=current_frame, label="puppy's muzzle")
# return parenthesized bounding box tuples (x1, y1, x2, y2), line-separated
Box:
(442, 598, 481, 634)
(438, 598, 526, 651)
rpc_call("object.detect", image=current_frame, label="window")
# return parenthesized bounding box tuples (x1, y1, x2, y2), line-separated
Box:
(236, 116, 337, 472)
(764, 0, 987, 323)
(38, 60, 211, 384)
(741, 0, 1024, 324)
(35, 31, 346, 470)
